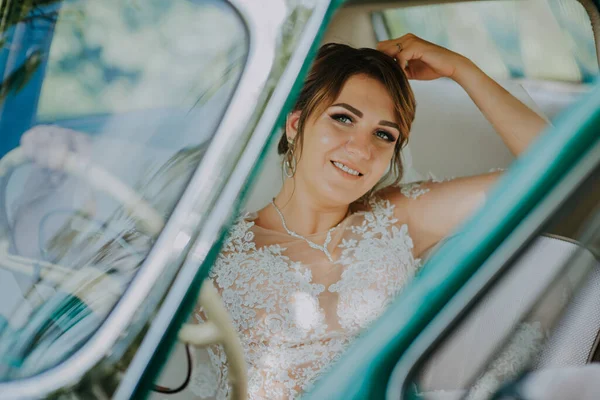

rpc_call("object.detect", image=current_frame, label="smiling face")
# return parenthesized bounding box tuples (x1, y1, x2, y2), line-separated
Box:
(287, 74, 400, 206)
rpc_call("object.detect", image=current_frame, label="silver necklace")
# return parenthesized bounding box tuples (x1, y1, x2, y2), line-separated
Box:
(270, 199, 345, 263)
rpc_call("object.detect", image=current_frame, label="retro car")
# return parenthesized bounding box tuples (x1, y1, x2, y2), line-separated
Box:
(0, 0, 597, 399)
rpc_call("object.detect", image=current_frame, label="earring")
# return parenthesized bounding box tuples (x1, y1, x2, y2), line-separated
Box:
(283, 138, 296, 178)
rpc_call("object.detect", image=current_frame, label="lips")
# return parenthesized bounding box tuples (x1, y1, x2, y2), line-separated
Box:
(331, 160, 363, 177)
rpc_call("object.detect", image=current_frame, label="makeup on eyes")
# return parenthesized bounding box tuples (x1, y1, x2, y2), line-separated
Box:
(375, 129, 397, 142)
(330, 113, 353, 124)
(328, 112, 397, 143)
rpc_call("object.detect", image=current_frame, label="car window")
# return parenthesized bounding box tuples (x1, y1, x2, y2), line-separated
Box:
(0, 0, 247, 380)
(382, 0, 598, 83)
(399, 161, 600, 399)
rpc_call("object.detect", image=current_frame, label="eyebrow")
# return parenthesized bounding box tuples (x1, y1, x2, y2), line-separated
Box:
(332, 103, 363, 118)
(379, 120, 400, 132)
(331, 103, 400, 132)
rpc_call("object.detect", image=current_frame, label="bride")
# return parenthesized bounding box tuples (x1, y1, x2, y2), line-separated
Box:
(16, 34, 547, 399)
(185, 34, 547, 399)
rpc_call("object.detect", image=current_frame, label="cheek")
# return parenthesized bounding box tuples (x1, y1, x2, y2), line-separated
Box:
(372, 151, 395, 178)
(317, 123, 340, 146)
(305, 124, 340, 158)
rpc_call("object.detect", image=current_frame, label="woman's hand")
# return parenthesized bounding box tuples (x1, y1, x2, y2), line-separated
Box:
(379, 34, 547, 158)
(377, 33, 473, 81)
(21, 124, 92, 171)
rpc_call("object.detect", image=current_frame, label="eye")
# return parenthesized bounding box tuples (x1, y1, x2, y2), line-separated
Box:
(375, 129, 396, 143)
(331, 113, 353, 124)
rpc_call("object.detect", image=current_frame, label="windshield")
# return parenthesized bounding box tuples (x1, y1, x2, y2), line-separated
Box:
(0, 0, 247, 380)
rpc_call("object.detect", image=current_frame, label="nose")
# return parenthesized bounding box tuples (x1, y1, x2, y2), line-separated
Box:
(344, 131, 371, 160)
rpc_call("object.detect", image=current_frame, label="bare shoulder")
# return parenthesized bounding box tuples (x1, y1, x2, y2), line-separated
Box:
(374, 180, 435, 221)
(377, 172, 501, 213)
(375, 171, 503, 256)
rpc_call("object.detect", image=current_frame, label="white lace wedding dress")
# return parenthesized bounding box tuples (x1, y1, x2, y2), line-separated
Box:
(189, 188, 426, 400)
(165, 177, 546, 400)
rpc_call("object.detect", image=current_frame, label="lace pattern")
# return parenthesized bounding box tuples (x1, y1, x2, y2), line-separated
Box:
(426, 172, 455, 183)
(190, 196, 421, 399)
(399, 182, 430, 199)
(330, 198, 420, 330)
(466, 322, 546, 400)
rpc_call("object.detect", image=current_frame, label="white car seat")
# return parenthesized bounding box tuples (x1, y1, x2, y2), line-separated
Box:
(414, 235, 600, 399)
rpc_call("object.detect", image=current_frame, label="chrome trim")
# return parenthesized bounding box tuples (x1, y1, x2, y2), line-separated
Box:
(386, 140, 600, 400)
(0, 0, 279, 397)
(114, 0, 333, 397)
(541, 233, 599, 261)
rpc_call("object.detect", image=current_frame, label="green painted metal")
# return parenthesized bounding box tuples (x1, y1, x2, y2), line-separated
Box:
(303, 83, 600, 399)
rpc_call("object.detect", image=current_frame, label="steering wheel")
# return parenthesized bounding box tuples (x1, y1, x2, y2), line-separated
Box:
(0, 147, 247, 397)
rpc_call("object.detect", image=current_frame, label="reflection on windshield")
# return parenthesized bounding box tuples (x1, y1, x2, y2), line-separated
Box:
(0, 0, 247, 380)
(38, 0, 245, 118)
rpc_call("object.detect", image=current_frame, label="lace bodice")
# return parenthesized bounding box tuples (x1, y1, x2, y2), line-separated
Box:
(190, 194, 424, 399)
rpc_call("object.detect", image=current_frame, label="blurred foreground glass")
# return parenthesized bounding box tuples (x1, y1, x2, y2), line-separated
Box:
(0, 0, 248, 380)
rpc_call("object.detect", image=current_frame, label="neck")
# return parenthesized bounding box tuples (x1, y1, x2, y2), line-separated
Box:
(271, 179, 349, 236)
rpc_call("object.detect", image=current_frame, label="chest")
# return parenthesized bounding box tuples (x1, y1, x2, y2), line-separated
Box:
(211, 219, 419, 342)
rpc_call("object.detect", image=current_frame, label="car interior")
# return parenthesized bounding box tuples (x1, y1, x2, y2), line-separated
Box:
(0, 0, 597, 398)
(149, 0, 600, 399)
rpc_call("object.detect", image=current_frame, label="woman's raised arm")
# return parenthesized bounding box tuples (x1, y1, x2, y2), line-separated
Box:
(377, 34, 548, 256)
(377, 33, 548, 156)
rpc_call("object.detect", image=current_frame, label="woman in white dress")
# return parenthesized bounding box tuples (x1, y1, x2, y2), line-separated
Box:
(186, 35, 547, 399)
(17, 34, 547, 399)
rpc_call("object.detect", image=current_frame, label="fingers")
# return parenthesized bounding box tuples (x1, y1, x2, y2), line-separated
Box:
(377, 33, 419, 73)
(377, 34, 407, 57)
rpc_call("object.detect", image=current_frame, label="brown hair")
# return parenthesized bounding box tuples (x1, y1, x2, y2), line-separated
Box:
(278, 42, 416, 193)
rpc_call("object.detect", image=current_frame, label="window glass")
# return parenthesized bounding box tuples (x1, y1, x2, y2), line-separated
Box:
(383, 0, 598, 83)
(37, 0, 245, 119)
(0, 0, 247, 380)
